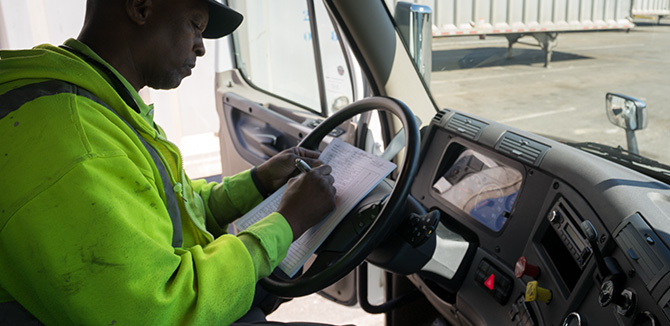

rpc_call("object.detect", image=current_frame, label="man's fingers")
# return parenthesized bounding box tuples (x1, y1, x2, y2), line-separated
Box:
(295, 147, 321, 159)
(318, 169, 335, 186)
(302, 158, 323, 168)
(313, 165, 336, 191)
(312, 164, 332, 175)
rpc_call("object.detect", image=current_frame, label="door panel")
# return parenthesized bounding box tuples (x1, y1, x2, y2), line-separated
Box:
(222, 92, 313, 165)
(215, 71, 322, 175)
(215, 70, 352, 176)
(215, 0, 373, 307)
(214, 67, 365, 306)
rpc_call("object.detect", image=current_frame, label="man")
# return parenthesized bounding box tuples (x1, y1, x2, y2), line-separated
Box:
(0, 0, 339, 325)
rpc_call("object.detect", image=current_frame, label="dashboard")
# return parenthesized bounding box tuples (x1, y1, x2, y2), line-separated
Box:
(399, 109, 670, 326)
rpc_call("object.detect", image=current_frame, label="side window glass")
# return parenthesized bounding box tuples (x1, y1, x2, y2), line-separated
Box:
(228, 0, 384, 158)
(228, 0, 354, 116)
(313, 2, 354, 115)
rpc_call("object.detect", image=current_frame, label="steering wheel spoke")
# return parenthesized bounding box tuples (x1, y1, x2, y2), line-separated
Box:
(303, 251, 346, 277)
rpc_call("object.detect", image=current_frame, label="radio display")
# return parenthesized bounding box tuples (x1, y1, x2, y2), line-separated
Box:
(564, 224, 585, 253)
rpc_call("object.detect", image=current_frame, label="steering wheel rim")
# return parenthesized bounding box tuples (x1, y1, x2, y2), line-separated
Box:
(260, 96, 420, 297)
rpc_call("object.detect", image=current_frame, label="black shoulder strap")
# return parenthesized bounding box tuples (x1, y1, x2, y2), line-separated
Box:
(0, 300, 44, 326)
(0, 80, 183, 248)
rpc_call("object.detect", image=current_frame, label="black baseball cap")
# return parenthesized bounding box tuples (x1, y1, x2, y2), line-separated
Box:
(202, 0, 243, 39)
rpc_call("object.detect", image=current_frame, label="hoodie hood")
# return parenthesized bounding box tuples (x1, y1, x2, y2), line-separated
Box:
(0, 39, 156, 134)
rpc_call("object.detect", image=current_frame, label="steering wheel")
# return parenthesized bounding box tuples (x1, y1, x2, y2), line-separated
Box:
(260, 96, 421, 297)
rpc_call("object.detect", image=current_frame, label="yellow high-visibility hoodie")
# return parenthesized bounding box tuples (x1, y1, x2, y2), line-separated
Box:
(0, 39, 292, 325)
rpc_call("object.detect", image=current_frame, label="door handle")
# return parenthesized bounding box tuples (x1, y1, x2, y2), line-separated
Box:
(241, 127, 280, 157)
(259, 140, 280, 157)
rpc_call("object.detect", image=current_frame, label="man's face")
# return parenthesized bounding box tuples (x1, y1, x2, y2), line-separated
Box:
(141, 0, 209, 90)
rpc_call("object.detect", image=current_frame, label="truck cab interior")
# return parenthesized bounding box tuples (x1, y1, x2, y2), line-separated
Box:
(215, 0, 670, 325)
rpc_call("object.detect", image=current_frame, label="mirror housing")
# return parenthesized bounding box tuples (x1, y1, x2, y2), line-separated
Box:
(606, 93, 647, 131)
(394, 2, 433, 84)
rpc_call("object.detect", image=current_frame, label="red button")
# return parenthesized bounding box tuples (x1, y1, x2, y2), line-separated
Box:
(484, 274, 495, 290)
(515, 256, 540, 279)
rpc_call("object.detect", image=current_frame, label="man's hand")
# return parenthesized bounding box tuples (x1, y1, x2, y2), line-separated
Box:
(277, 165, 336, 241)
(255, 147, 322, 193)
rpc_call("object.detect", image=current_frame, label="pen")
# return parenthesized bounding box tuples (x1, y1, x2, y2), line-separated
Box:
(295, 158, 312, 173)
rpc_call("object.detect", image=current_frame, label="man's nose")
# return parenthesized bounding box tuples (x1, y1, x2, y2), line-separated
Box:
(194, 37, 206, 57)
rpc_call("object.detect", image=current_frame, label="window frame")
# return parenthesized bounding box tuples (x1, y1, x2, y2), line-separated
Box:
(228, 0, 359, 118)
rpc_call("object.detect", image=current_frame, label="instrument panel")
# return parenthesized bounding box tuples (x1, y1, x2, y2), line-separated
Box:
(406, 109, 670, 326)
(432, 146, 522, 232)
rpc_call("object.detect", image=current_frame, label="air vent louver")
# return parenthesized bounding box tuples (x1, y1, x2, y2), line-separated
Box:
(445, 114, 488, 141)
(432, 109, 449, 124)
(495, 132, 549, 166)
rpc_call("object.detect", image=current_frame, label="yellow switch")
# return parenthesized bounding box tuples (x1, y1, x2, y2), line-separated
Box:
(525, 281, 552, 304)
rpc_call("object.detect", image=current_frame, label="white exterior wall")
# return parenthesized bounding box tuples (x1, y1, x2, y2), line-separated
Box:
(632, 0, 670, 16)
(0, 0, 231, 178)
(386, 0, 634, 36)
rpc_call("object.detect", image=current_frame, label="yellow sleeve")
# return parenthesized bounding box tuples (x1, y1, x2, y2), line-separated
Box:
(192, 169, 264, 235)
(192, 172, 293, 281)
(238, 212, 294, 280)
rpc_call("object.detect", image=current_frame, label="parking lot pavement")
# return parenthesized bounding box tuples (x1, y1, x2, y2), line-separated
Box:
(267, 294, 384, 325)
(430, 21, 670, 165)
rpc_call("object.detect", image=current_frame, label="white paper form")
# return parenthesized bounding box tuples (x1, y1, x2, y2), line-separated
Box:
(233, 138, 397, 277)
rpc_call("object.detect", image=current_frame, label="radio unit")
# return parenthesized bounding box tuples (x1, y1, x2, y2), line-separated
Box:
(546, 197, 592, 268)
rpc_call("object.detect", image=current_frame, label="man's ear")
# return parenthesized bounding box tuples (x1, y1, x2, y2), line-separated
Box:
(126, 0, 153, 25)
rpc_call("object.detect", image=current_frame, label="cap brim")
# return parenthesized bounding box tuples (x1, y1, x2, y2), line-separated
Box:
(202, 0, 243, 39)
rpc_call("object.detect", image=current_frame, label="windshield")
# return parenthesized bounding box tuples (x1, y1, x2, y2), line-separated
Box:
(388, 1, 669, 166)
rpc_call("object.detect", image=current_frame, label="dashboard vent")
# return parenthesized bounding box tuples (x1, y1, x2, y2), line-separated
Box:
(432, 109, 449, 124)
(445, 114, 488, 141)
(614, 213, 670, 291)
(495, 132, 550, 167)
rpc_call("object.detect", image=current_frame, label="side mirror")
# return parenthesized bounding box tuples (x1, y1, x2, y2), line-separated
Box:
(394, 2, 432, 84)
(605, 93, 647, 154)
(606, 93, 647, 131)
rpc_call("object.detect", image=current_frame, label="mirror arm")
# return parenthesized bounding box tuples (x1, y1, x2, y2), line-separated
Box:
(625, 129, 639, 155)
